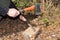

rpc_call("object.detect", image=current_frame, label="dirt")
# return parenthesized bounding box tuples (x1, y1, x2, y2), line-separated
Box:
(0, 8, 60, 40)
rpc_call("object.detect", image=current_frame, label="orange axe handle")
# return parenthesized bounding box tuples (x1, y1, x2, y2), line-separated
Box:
(23, 5, 35, 11)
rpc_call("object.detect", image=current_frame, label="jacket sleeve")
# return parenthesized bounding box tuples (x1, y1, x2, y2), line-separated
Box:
(0, 0, 10, 17)
(9, 0, 17, 9)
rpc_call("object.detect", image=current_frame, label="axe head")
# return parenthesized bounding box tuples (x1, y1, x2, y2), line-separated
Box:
(35, 3, 41, 16)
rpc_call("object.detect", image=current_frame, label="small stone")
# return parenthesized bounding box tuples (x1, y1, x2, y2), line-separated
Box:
(0, 38, 3, 40)
(51, 34, 56, 37)
(29, 34, 32, 38)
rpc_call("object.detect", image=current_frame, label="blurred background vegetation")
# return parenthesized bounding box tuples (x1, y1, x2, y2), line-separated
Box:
(12, 0, 35, 9)
(12, 0, 42, 9)
(12, 0, 60, 11)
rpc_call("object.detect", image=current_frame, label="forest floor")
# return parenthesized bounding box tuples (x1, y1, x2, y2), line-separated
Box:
(0, 7, 60, 40)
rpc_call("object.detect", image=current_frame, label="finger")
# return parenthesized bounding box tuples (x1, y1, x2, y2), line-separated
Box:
(19, 15, 27, 21)
(14, 11, 20, 17)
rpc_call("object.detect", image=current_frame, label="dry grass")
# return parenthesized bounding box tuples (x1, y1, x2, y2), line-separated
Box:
(40, 0, 60, 27)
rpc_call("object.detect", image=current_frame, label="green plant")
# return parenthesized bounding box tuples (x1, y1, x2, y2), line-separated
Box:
(42, 18, 48, 23)
(42, 18, 49, 27)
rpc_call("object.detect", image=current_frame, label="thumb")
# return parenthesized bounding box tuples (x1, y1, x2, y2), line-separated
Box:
(14, 11, 20, 17)
(19, 15, 27, 21)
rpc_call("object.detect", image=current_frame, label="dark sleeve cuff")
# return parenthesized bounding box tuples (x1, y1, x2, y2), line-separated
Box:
(0, 7, 8, 17)
(9, 0, 17, 9)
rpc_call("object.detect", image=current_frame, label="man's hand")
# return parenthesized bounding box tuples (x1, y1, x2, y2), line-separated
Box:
(7, 8, 20, 17)
(7, 8, 26, 21)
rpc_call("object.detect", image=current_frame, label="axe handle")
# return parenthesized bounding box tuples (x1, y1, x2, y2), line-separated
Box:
(23, 5, 35, 11)
(19, 3, 40, 16)
(23, 3, 40, 12)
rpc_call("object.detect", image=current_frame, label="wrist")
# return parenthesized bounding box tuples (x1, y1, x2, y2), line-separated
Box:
(19, 10, 25, 15)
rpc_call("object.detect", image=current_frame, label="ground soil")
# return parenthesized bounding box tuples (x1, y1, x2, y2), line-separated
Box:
(0, 8, 60, 40)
